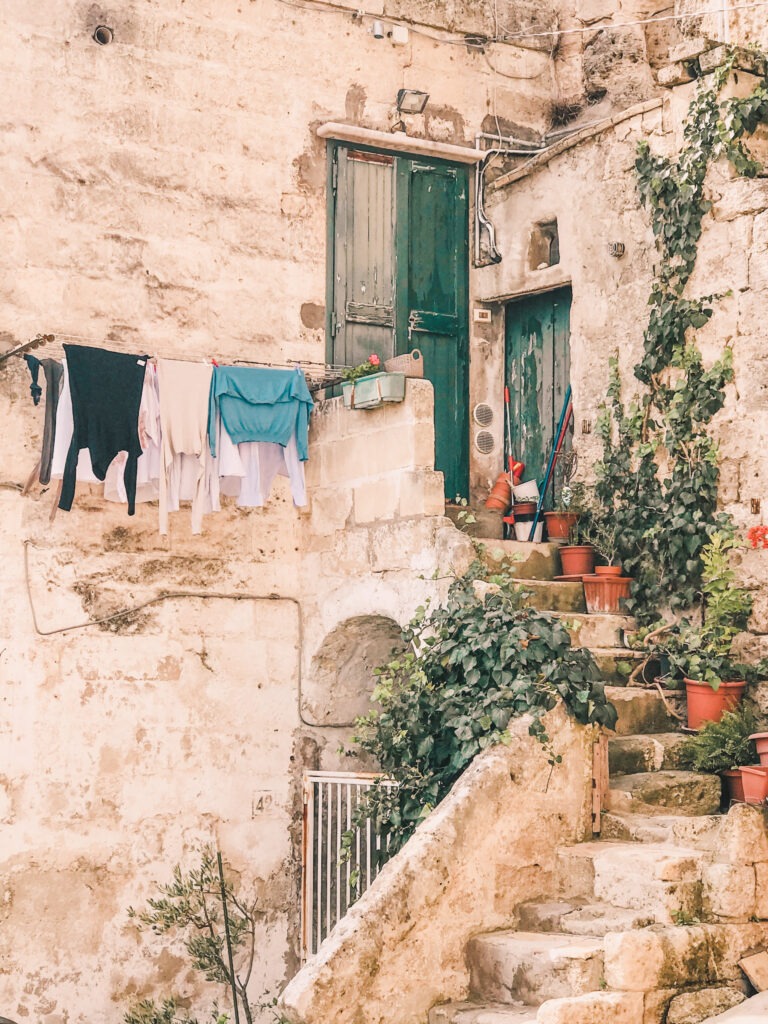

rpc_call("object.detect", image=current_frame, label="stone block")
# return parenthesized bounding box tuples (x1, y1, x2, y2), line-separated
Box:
(738, 950, 768, 991)
(657, 63, 697, 88)
(352, 477, 400, 525)
(754, 862, 768, 919)
(667, 987, 746, 1024)
(398, 469, 445, 518)
(716, 804, 768, 865)
(702, 862, 756, 920)
(537, 991, 644, 1024)
(308, 485, 353, 536)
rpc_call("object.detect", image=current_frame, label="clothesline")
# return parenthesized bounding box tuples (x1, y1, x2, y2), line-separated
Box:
(3, 332, 350, 391)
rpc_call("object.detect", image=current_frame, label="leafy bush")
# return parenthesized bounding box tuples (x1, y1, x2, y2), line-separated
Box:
(348, 572, 617, 854)
(677, 706, 758, 773)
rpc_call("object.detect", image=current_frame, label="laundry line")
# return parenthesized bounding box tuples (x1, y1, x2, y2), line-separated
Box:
(1, 331, 350, 392)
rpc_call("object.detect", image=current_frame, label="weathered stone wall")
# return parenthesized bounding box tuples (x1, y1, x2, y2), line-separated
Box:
(279, 707, 597, 1024)
(475, 82, 768, 645)
(676, 0, 768, 51)
(0, 375, 473, 1022)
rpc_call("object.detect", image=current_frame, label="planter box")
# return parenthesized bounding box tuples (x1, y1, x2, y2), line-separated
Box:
(342, 372, 405, 409)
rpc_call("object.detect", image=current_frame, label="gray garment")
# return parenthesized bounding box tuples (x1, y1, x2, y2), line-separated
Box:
(39, 358, 64, 484)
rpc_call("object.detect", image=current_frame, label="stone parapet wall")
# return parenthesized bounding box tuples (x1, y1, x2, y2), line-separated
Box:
(280, 706, 597, 1024)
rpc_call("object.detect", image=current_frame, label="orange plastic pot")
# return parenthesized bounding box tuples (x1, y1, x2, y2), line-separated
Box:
(594, 565, 623, 577)
(749, 732, 768, 766)
(485, 473, 512, 511)
(582, 574, 631, 614)
(723, 769, 745, 804)
(543, 511, 577, 541)
(740, 766, 768, 804)
(684, 678, 746, 731)
(559, 545, 595, 577)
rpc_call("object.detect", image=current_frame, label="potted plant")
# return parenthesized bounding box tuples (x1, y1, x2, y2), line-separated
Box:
(543, 450, 578, 542)
(581, 503, 633, 613)
(677, 706, 758, 804)
(649, 532, 753, 729)
(341, 354, 405, 409)
(555, 481, 596, 577)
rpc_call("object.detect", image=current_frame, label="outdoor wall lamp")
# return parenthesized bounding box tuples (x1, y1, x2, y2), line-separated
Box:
(396, 89, 430, 114)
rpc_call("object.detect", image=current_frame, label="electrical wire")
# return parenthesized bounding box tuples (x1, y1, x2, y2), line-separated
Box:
(272, 0, 768, 49)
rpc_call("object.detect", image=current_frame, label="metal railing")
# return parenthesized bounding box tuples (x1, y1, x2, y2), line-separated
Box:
(301, 770, 395, 960)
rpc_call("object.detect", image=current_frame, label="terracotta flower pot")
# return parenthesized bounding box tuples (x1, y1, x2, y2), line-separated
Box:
(485, 473, 512, 511)
(512, 501, 538, 516)
(594, 565, 623, 577)
(582, 574, 631, 614)
(512, 502, 543, 542)
(543, 511, 577, 541)
(749, 732, 768, 767)
(740, 766, 768, 804)
(722, 769, 745, 804)
(684, 678, 746, 731)
(559, 545, 595, 577)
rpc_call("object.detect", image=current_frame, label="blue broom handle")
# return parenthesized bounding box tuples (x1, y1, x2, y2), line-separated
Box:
(528, 385, 572, 541)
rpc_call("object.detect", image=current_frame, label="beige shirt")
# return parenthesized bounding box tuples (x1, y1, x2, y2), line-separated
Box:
(157, 359, 216, 535)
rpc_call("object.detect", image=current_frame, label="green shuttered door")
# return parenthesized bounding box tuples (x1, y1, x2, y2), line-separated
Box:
(505, 288, 572, 502)
(330, 145, 469, 499)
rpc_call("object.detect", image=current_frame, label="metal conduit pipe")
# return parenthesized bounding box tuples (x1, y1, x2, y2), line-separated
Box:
(21, 539, 358, 730)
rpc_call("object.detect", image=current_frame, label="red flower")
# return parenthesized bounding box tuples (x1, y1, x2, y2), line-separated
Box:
(747, 524, 768, 550)
(369, 354, 381, 367)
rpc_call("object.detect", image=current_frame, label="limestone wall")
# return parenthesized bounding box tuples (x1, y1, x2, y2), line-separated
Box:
(0, 374, 473, 1023)
(474, 84, 768, 642)
(279, 707, 597, 1024)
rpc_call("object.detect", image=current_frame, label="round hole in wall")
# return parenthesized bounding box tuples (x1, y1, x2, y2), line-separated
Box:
(92, 25, 114, 45)
(474, 429, 495, 455)
(473, 403, 493, 427)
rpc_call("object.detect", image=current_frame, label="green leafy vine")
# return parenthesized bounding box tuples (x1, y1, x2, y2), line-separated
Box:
(596, 51, 768, 622)
(345, 568, 617, 856)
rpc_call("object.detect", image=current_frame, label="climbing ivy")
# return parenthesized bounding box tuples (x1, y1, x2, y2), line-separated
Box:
(596, 51, 768, 622)
(346, 568, 617, 856)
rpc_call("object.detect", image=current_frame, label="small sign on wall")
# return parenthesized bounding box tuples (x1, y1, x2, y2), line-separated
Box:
(251, 791, 275, 817)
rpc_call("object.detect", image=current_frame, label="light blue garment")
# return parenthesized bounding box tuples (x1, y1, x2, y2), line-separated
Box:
(208, 366, 314, 460)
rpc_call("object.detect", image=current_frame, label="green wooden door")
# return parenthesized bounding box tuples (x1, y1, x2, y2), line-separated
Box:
(397, 160, 469, 499)
(329, 145, 470, 500)
(505, 288, 572, 503)
(331, 148, 397, 367)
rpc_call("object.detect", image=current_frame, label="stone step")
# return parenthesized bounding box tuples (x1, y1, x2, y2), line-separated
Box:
(605, 687, 682, 735)
(551, 612, 635, 649)
(701, 992, 768, 1023)
(608, 771, 722, 817)
(519, 580, 586, 613)
(589, 648, 646, 684)
(600, 812, 722, 849)
(480, 541, 561, 582)
(467, 931, 605, 1006)
(609, 733, 688, 776)
(517, 899, 654, 937)
(557, 841, 705, 921)
(603, 922, 768, 993)
(428, 1001, 539, 1024)
(536, 991, 644, 1024)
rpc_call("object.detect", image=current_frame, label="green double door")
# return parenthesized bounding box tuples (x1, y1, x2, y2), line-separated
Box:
(329, 145, 469, 498)
(505, 288, 572, 503)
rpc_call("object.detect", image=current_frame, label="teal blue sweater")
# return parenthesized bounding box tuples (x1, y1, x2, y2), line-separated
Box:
(208, 366, 314, 460)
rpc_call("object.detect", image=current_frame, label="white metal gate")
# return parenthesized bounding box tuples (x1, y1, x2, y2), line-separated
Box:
(301, 770, 395, 960)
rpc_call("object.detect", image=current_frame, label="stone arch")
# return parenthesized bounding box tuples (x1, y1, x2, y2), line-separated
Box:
(303, 615, 405, 727)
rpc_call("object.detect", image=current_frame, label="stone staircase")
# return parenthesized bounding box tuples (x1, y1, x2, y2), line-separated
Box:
(428, 542, 766, 1024)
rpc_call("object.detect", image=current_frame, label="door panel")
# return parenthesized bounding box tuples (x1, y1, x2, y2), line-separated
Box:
(505, 288, 571, 504)
(399, 160, 469, 499)
(332, 149, 396, 368)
